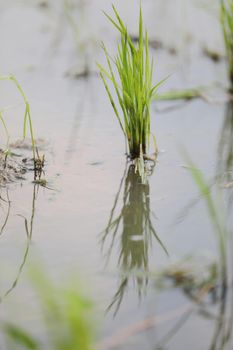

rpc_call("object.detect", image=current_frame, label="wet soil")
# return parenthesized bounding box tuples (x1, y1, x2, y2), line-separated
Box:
(0, 150, 27, 184)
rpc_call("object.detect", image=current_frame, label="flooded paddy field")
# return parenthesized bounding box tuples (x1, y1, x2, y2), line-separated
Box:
(0, 0, 232, 349)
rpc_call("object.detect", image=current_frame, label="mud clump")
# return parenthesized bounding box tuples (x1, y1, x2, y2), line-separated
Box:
(0, 150, 28, 185)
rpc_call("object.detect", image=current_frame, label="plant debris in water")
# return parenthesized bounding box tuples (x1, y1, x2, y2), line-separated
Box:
(130, 35, 177, 55)
(202, 46, 223, 62)
(160, 258, 218, 293)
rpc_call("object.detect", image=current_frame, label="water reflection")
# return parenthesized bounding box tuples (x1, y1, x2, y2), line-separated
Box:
(209, 282, 233, 350)
(101, 164, 168, 316)
(157, 116, 233, 349)
(218, 101, 233, 205)
(176, 101, 233, 224)
(43, 0, 97, 77)
(0, 184, 38, 301)
(0, 190, 10, 237)
(155, 258, 233, 350)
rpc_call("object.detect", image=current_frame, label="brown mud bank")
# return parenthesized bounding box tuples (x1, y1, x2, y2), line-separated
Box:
(0, 150, 28, 184)
(0, 139, 46, 185)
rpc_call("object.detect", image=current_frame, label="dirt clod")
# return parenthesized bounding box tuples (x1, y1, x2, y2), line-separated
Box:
(0, 150, 28, 185)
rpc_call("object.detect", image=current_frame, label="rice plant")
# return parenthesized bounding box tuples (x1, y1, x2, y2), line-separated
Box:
(0, 75, 43, 179)
(186, 158, 228, 275)
(2, 268, 94, 350)
(156, 159, 231, 350)
(98, 6, 163, 177)
(221, 0, 233, 91)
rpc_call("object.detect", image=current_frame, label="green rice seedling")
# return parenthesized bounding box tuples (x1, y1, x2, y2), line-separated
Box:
(155, 87, 202, 101)
(218, 101, 233, 184)
(221, 0, 233, 91)
(98, 6, 163, 178)
(186, 157, 228, 275)
(0, 109, 10, 151)
(2, 268, 95, 350)
(0, 75, 35, 157)
(155, 86, 213, 101)
(0, 75, 43, 179)
(153, 159, 231, 350)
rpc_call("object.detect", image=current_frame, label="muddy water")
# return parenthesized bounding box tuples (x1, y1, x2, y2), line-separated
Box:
(0, 0, 232, 349)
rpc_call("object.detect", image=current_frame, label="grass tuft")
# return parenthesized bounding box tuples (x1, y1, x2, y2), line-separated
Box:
(98, 6, 163, 178)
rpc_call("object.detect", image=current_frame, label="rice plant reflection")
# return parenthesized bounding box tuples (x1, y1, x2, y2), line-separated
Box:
(101, 164, 168, 316)
(0, 184, 39, 301)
